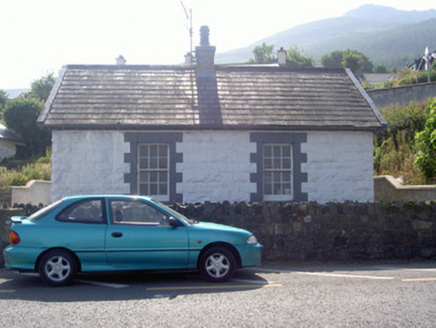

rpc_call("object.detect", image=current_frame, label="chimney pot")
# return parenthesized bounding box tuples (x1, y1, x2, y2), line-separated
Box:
(116, 55, 126, 66)
(200, 25, 210, 46)
(195, 25, 216, 75)
(278, 47, 287, 66)
(184, 52, 194, 66)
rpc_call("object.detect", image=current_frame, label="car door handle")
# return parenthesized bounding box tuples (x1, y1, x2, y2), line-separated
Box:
(111, 232, 123, 238)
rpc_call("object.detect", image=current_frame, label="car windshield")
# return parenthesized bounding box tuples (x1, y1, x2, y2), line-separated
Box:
(150, 199, 195, 225)
(28, 199, 64, 221)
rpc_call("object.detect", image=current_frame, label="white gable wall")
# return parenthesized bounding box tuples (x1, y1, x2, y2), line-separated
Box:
(51, 130, 375, 203)
(51, 130, 130, 201)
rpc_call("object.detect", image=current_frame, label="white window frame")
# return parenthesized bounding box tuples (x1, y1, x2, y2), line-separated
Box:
(137, 143, 169, 201)
(263, 143, 293, 201)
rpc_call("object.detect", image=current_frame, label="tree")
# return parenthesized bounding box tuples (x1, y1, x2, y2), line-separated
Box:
(285, 46, 314, 69)
(248, 43, 277, 63)
(0, 90, 8, 110)
(2, 98, 51, 159)
(321, 50, 344, 69)
(29, 73, 55, 103)
(0, 90, 9, 121)
(374, 65, 388, 73)
(321, 49, 374, 75)
(415, 100, 436, 184)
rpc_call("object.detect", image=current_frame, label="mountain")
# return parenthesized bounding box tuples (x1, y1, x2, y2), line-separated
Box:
(216, 5, 436, 69)
(4, 89, 29, 99)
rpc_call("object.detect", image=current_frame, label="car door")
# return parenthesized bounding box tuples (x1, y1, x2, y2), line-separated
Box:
(54, 198, 108, 271)
(105, 198, 189, 269)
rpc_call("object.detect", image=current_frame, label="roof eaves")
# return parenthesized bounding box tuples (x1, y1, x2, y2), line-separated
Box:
(42, 123, 385, 132)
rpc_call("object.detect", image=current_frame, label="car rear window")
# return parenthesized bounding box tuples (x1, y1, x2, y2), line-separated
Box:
(56, 199, 105, 224)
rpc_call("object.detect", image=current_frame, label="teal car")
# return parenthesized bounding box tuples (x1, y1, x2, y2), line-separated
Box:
(4, 195, 263, 286)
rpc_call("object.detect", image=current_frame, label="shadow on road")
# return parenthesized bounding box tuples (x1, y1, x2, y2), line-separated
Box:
(0, 268, 268, 302)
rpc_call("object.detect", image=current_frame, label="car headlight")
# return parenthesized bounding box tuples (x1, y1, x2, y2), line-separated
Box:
(246, 235, 258, 244)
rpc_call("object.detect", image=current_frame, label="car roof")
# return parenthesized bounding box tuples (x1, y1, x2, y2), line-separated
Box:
(61, 195, 153, 202)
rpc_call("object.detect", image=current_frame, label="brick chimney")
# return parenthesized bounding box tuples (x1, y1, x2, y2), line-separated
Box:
(278, 47, 287, 67)
(195, 26, 216, 76)
(194, 26, 222, 126)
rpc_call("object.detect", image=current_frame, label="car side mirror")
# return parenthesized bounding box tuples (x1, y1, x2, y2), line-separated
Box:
(168, 216, 182, 227)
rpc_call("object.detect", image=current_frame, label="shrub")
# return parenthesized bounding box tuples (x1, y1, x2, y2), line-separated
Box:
(0, 161, 51, 189)
(374, 99, 433, 185)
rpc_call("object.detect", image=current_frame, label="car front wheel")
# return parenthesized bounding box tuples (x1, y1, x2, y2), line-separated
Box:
(39, 250, 77, 287)
(199, 247, 236, 282)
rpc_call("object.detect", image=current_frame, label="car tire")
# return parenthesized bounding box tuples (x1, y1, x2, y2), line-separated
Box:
(39, 250, 77, 287)
(199, 247, 236, 282)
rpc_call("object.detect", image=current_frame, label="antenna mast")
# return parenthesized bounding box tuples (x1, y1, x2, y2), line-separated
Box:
(181, 1, 195, 108)
(181, 1, 193, 58)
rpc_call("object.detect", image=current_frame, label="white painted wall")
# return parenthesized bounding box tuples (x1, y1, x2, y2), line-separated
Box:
(11, 180, 52, 206)
(176, 131, 257, 203)
(51, 131, 130, 201)
(0, 140, 17, 163)
(302, 131, 375, 203)
(51, 130, 375, 204)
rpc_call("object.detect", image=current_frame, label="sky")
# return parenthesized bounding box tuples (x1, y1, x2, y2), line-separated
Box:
(1, 0, 435, 90)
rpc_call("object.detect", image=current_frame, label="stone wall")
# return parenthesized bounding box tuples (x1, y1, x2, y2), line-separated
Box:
(375, 176, 436, 202)
(172, 201, 436, 261)
(1, 202, 435, 268)
(0, 208, 23, 267)
(0, 188, 11, 208)
(367, 83, 436, 108)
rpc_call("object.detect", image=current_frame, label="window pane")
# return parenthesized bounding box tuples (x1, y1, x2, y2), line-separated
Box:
(150, 183, 158, 195)
(139, 145, 148, 155)
(264, 158, 273, 169)
(282, 158, 291, 169)
(159, 183, 168, 195)
(159, 158, 168, 169)
(110, 200, 165, 225)
(139, 158, 149, 169)
(57, 199, 103, 224)
(273, 146, 281, 157)
(282, 146, 290, 157)
(150, 157, 158, 169)
(150, 145, 158, 156)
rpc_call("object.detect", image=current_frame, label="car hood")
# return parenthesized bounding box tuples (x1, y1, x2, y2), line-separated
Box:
(192, 221, 251, 235)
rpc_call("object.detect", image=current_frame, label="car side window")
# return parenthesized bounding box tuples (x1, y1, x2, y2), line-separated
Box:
(110, 200, 169, 226)
(56, 199, 105, 224)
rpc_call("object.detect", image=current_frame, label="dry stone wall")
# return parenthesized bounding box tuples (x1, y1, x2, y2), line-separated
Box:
(172, 201, 436, 261)
(1, 202, 435, 267)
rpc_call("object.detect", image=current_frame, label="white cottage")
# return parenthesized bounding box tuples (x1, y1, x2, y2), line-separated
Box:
(0, 123, 25, 163)
(39, 26, 386, 204)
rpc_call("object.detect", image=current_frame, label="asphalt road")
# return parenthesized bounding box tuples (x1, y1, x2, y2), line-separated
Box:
(1, 261, 435, 327)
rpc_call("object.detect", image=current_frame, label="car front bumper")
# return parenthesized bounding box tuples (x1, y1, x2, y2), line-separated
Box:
(235, 243, 263, 267)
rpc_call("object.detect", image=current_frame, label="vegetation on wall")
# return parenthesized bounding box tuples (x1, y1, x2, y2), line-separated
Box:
(0, 150, 51, 188)
(374, 98, 435, 184)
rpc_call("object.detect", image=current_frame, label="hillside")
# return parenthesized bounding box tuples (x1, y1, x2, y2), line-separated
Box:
(216, 5, 436, 69)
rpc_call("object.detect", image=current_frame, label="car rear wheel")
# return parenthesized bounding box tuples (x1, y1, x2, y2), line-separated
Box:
(39, 250, 77, 287)
(199, 247, 236, 282)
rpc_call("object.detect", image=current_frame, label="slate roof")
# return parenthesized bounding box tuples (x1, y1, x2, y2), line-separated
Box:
(39, 64, 386, 131)
(0, 123, 25, 145)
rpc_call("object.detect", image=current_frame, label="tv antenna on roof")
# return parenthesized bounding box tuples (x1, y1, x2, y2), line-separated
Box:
(181, 1, 193, 60)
